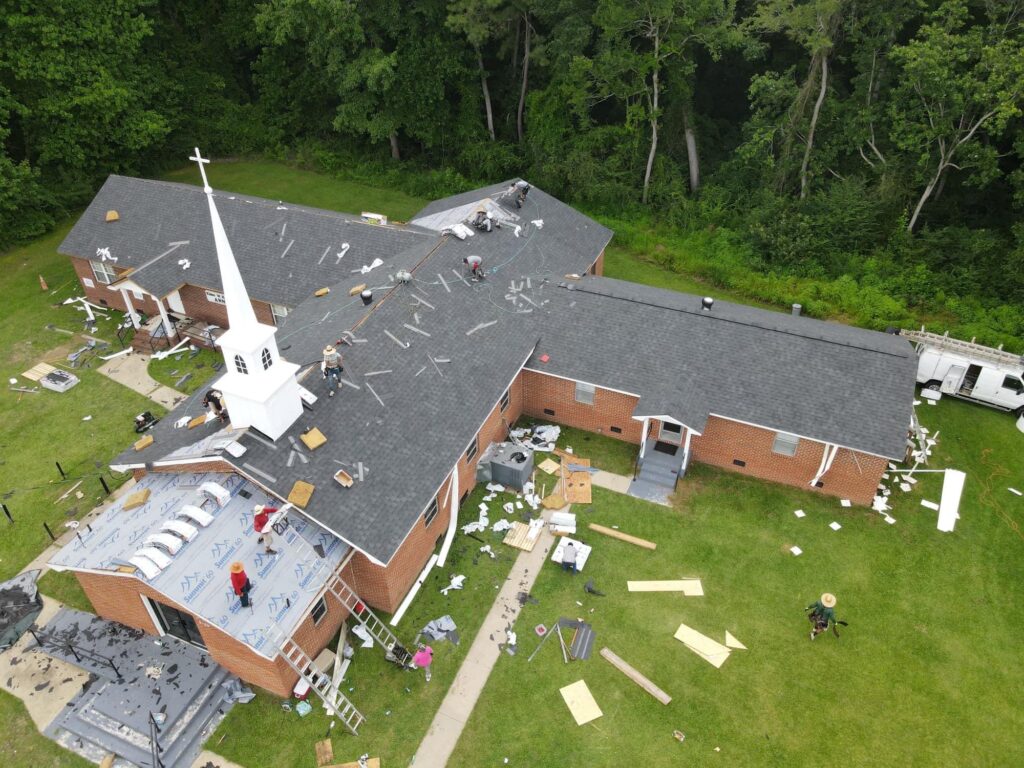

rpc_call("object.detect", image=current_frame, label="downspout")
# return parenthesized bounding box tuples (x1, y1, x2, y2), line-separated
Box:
(810, 443, 839, 486)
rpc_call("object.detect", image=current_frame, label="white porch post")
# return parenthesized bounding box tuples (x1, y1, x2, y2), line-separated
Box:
(682, 427, 693, 472)
(156, 296, 177, 339)
(639, 417, 651, 459)
(119, 287, 141, 329)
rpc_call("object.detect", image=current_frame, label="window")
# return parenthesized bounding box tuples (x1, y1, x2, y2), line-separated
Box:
(772, 432, 800, 457)
(500, 388, 511, 412)
(261, 348, 273, 370)
(575, 381, 596, 405)
(424, 498, 439, 527)
(661, 422, 682, 435)
(271, 304, 289, 326)
(1002, 375, 1023, 394)
(132, 289, 145, 301)
(234, 354, 248, 375)
(91, 260, 117, 285)
(310, 596, 328, 626)
(205, 290, 226, 305)
(465, 436, 478, 462)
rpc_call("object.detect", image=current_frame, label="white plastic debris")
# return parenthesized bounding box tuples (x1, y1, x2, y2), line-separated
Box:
(441, 574, 466, 595)
(829, 522, 842, 531)
(793, 509, 806, 518)
(491, 519, 513, 533)
(486, 483, 506, 493)
(840, 499, 852, 507)
(790, 546, 803, 556)
(480, 545, 496, 559)
(1009, 488, 1022, 496)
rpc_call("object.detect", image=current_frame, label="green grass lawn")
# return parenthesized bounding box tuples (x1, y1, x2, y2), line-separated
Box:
(207, 482, 522, 767)
(148, 346, 222, 395)
(450, 396, 1024, 766)
(519, 416, 638, 477)
(0, 691, 93, 768)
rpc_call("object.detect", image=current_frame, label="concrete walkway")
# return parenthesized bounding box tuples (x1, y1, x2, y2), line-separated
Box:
(410, 510, 559, 767)
(98, 350, 186, 409)
(592, 469, 632, 494)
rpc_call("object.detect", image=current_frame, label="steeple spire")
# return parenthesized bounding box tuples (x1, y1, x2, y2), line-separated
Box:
(190, 148, 259, 331)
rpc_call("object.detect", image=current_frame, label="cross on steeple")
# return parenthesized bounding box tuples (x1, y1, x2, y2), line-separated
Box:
(189, 147, 212, 193)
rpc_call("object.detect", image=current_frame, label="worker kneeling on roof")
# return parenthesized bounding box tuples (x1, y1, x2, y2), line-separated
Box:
(464, 255, 484, 281)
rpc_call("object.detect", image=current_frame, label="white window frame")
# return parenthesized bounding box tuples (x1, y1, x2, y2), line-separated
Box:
(424, 498, 439, 527)
(772, 432, 800, 457)
(271, 303, 289, 325)
(500, 388, 511, 412)
(205, 290, 226, 305)
(465, 436, 478, 462)
(234, 354, 248, 375)
(91, 260, 117, 285)
(310, 596, 328, 626)
(575, 381, 596, 405)
(261, 348, 273, 370)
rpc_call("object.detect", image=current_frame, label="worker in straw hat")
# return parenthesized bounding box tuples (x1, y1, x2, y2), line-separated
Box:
(229, 562, 252, 608)
(253, 505, 279, 555)
(806, 592, 847, 639)
(321, 344, 344, 397)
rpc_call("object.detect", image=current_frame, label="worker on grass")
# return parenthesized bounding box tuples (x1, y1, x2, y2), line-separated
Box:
(253, 505, 279, 555)
(322, 344, 343, 397)
(562, 542, 578, 574)
(464, 254, 484, 281)
(806, 592, 846, 639)
(413, 644, 433, 682)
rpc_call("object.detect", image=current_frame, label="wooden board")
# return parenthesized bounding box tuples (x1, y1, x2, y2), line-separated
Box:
(559, 680, 602, 725)
(538, 458, 560, 475)
(122, 488, 151, 511)
(315, 739, 334, 767)
(627, 579, 703, 596)
(334, 469, 354, 488)
(187, 415, 207, 429)
(588, 523, 656, 550)
(600, 647, 672, 705)
(502, 521, 540, 551)
(288, 480, 315, 508)
(301, 427, 327, 451)
(133, 434, 154, 451)
(324, 758, 380, 768)
(21, 362, 56, 382)
(542, 493, 567, 510)
(674, 623, 731, 668)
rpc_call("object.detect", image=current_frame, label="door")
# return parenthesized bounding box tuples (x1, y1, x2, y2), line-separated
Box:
(941, 365, 966, 394)
(659, 421, 684, 445)
(166, 290, 186, 315)
(148, 597, 207, 649)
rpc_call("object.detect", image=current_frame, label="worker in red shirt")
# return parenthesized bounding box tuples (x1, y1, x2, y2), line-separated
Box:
(230, 562, 252, 607)
(253, 504, 279, 555)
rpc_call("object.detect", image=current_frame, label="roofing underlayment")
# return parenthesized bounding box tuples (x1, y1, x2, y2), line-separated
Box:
(50, 471, 347, 654)
(98, 178, 914, 569)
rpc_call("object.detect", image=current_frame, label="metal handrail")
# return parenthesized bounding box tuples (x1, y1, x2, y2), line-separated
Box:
(27, 626, 121, 679)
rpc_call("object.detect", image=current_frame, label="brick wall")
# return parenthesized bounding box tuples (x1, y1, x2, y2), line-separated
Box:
(74, 569, 348, 697)
(177, 284, 276, 328)
(521, 369, 643, 444)
(690, 416, 886, 505)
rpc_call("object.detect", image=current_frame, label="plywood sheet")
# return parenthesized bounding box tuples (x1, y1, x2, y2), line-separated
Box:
(326, 758, 380, 768)
(724, 631, 747, 650)
(122, 488, 151, 511)
(288, 480, 315, 508)
(538, 458, 560, 475)
(564, 471, 592, 504)
(503, 521, 541, 551)
(187, 415, 206, 429)
(628, 579, 703, 596)
(22, 362, 56, 382)
(301, 427, 327, 451)
(133, 434, 154, 451)
(674, 623, 731, 668)
(559, 679, 602, 725)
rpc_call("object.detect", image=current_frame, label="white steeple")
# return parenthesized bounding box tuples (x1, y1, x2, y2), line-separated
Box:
(191, 148, 303, 441)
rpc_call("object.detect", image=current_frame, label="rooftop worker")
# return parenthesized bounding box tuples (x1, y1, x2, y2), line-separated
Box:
(472, 209, 495, 232)
(513, 179, 530, 208)
(321, 344, 343, 398)
(806, 592, 846, 639)
(562, 542, 578, 574)
(253, 504, 279, 555)
(464, 254, 484, 281)
(202, 389, 228, 423)
(229, 562, 252, 608)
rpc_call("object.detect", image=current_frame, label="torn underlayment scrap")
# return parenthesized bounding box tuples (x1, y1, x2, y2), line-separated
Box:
(418, 615, 459, 645)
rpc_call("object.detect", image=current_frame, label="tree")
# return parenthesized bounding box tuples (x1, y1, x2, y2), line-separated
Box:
(593, 0, 735, 203)
(746, 0, 845, 198)
(888, 0, 1024, 232)
(448, 0, 507, 141)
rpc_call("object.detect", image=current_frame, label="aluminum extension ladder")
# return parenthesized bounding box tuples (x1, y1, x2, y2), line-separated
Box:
(265, 624, 366, 735)
(323, 572, 414, 667)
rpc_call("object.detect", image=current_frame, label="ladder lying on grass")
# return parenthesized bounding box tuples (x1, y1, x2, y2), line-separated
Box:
(265, 624, 366, 735)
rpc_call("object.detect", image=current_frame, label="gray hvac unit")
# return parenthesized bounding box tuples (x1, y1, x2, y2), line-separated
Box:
(487, 442, 534, 490)
(40, 369, 79, 393)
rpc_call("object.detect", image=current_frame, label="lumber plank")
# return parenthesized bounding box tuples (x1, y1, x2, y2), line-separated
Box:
(600, 647, 672, 705)
(588, 523, 656, 550)
(627, 579, 703, 595)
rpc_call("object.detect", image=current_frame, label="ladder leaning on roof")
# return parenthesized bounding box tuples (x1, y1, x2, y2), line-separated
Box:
(269, 504, 415, 668)
(265, 624, 366, 735)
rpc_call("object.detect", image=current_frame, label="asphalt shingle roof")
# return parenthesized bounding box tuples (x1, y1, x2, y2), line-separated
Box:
(59, 175, 437, 309)
(102, 178, 914, 566)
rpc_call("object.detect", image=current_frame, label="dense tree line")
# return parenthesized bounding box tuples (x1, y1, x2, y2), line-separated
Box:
(2, 0, 1023, 344)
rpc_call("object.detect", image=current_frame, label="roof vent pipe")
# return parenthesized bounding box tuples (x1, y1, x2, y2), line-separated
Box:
(701, 297, 714, 311)
(360, 289, 373, 306)
(792, 303, 802, 316)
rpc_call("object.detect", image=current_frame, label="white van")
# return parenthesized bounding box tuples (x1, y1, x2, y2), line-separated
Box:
(902, 329, 1024, 415)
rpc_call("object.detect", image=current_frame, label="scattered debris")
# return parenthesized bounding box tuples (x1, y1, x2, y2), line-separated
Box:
(789, 545, 803, 556)
(724, 631, 746, 650)
(559, 680, 602, 725)
(674, 623, 731, 668)
(440, 574, 466, 596)
(793, 509, 806, 518)
(600, 647, 671, 705)
(829, 521, 842, 531)
(587, 523, 656, 550)
(627, 580, 703, 596)
(840, 499, 852, 507)
(1010, 488, 1022, 496)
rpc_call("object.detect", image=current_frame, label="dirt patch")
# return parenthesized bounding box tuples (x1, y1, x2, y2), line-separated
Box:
(671, 475, 707, 511)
